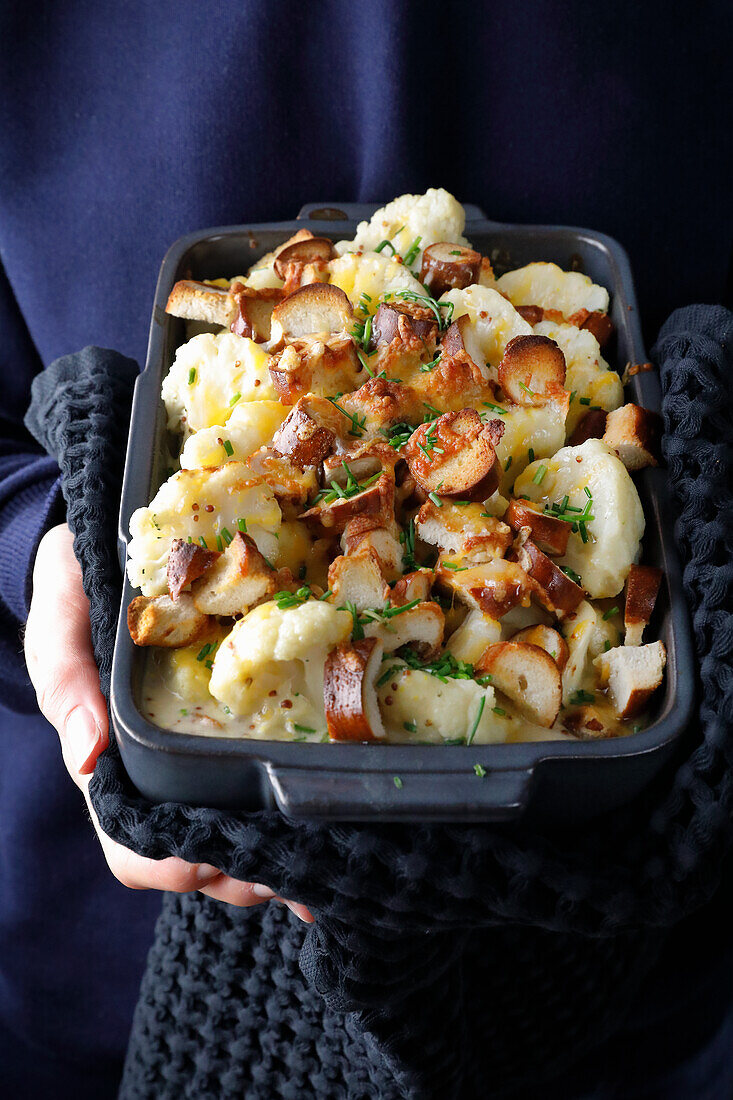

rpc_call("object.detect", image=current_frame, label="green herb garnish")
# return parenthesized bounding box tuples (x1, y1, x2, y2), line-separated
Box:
(466, 697, 486, 745)
(570, 689, 595, 705)
(326, 396, 366, 437)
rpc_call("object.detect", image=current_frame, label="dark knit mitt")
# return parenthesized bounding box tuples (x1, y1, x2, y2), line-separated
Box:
(25, 306, 733, 1098)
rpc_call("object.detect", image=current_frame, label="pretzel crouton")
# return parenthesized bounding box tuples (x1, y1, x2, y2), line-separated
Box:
(328, 547, 390, 611)
(602, 404, 661, 471)
(165, 280, 237, 327)
(128, 594, 211, 647)
(593, 640, 666, 719)
(190, 532, 276, 616)
(624, 563, 663, 646)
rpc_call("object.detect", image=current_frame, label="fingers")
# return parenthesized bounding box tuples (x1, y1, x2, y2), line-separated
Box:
(25, 523, 109, 779)
(25, 525, 315, 920)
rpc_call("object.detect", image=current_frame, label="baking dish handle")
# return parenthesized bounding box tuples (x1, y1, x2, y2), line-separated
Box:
(266, 763, 534, 822)
(296, 202, 489, 223)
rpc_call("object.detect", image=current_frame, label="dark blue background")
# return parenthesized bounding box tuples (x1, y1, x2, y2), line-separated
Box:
(0, 2, 731, 1095)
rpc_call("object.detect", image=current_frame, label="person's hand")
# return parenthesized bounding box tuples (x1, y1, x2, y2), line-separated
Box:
(24, 523, 312, 922)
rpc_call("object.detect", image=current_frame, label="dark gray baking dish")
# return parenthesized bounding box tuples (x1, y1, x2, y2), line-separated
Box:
(110, 202, 695, 823)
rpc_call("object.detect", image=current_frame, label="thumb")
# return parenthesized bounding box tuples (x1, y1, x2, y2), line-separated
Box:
(25, 523, 109, 779)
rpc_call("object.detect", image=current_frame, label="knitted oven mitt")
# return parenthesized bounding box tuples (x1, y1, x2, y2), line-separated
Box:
(25, 307, 733, 1099)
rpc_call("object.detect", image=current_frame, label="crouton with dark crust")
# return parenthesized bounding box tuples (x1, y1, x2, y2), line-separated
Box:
(324, 638, 386, 741)
(476, 641, 562, 727)
(405, 409, 504, 501)
(624, 563, 663, 646)
(167, 538, 220, 600)
(420, 243, 482, 296)
(603, 403, 661, 471)
(497, 334, 567, 406)
(190, 532, 276, 616)
(504, 499, 570, 557)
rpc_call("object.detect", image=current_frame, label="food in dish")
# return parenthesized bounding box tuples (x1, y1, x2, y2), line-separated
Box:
(128, 189, 665, 746)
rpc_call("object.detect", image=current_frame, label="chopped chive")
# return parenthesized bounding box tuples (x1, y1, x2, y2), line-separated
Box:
(393, 775, 404, 788)
(505, 455, 513, 471)
(374, 239, 397, 254)
(403, 721, 417, 732)
(237, 517, 247, 533)
(420, 354, 441, 373)
(205, 660, 213, 669)
(222, 439, 234, 457)
(603, 640, 611, 652)
(402, 235, 422, 267)
(603, 606, 619, 620)
(377, 664, 404, 688)
(569, 390, 577, 403)
(492, 706, 507, 717)
(579, 396, 591, 406)
(450, 249, 462, 255)
(318, 589, 333, 601)
(560, 565, 583, 584)
(528, 447, 535, 463)
(466, 697, 486, 745)
(442, 561, 468, 571)
(518, 381, 538, 398)
(221, 527, 233, 545)
(444, 737, 466, 745)
(196, 643, 212, 662)
(293, 723, 316, 733)
(570, 689, 595, 705)
(229, 392, 241, 406)
(584, 486, 592, 498)
(215, 535, 223, 551)
(428, 492, 443, 507)
(532, 464, 548, 485)
(180, 708, 188, 716)
(198, 536, 208, 549)
(482, 402, 507, 415)
(474, 763, 487, 777)
(188, 367, 196, 384)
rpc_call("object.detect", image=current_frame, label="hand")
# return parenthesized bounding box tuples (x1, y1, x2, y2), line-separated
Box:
(24, 523, 312, 922)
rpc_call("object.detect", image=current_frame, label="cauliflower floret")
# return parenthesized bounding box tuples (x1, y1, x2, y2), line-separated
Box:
(334, 188, 468, 265)
(127, 463, 282, 596)
(561, 599, 620, 705)
(496, 262, 609, 317)
(445, 610, 502, 664)
(513, 438, 644, 598)
(493, 400, 568, 492)
(161, 333, 277, 435)
(328, 251, 425, 309)
(534, 321, 623, 435)
(209, 600, 352, 717)
(376, 666, 506, 744)
(243, 266, 284, 291)
(179, 400, 287, 469)
(439, 286, 533, 374)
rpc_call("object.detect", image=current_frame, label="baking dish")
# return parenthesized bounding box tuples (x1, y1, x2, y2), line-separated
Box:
(110, 203, 695, 823)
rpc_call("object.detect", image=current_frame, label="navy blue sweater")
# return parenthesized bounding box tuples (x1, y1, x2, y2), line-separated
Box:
(0, 2, 731, 1095)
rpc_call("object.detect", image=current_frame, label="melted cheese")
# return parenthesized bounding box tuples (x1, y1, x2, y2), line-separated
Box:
(161, 332, 277, 434)
(496, 262, 609, 316)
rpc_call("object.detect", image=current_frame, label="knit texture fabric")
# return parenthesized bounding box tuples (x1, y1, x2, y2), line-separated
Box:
(25, 306, 733, 1098)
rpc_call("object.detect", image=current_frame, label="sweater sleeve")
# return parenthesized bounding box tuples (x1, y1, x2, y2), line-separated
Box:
(0, 265, 64, 711)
